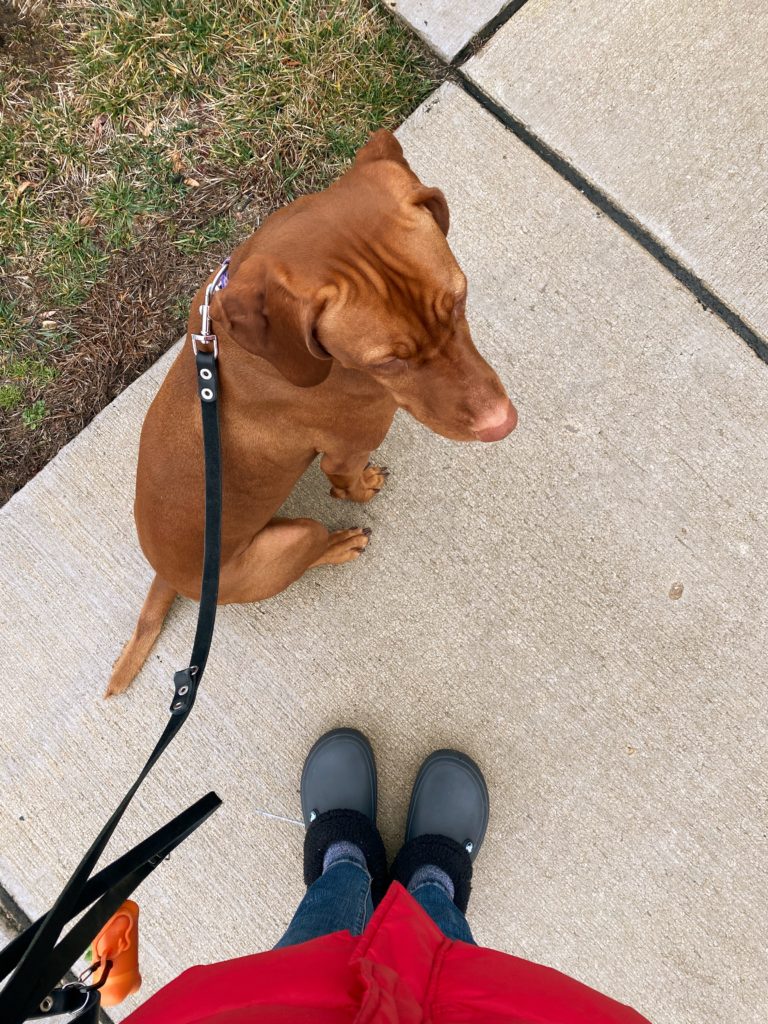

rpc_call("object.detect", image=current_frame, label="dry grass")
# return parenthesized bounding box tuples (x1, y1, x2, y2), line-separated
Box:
(0, 0, 442, 501)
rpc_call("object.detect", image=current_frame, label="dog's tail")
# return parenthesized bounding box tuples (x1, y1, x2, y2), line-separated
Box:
(105, 575, 177, 698)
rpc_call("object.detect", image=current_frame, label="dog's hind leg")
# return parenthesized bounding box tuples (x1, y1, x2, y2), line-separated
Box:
(105, 575, 177, 698)
(217, 517, 370, 604)
(106, 521, 368, 696)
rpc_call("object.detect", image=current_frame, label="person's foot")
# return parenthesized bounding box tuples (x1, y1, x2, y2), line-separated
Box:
(390, 750, 489, 914)
(301, 728, 388, 902)
(405, 749, 489, 859)
(300, 727, 377, 824)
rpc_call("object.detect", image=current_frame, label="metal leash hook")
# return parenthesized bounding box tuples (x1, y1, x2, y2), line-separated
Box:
(191, 258, 230, 357)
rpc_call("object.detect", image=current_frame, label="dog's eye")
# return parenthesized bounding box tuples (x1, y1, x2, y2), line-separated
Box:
(372, 357, 406, 372)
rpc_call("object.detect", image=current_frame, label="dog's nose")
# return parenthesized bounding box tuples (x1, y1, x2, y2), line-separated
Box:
(473, 400, 518, 442)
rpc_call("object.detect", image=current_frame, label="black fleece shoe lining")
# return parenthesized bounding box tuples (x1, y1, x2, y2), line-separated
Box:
(304, 808, 389, 904)
(390, 833, 473, 914)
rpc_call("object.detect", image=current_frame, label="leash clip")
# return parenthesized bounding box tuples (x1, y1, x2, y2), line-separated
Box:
(191, 258, 229, 358)
(191, 332, 218, 358)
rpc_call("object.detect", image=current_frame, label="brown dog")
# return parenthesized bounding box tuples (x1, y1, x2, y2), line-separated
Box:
(106, 131, 516, 697)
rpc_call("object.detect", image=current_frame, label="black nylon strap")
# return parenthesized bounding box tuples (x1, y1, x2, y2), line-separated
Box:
(170, 347, 222, 717)
(0, 343, 223, 1023)
(0, 791, 221, 982)
(43, 805, 214, 997)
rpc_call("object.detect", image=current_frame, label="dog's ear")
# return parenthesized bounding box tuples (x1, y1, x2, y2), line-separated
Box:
(354, 131, 450, 236)
(209, 257, 332, 388)
(354, 129, 412, 171)
(410, 185, 450, 236)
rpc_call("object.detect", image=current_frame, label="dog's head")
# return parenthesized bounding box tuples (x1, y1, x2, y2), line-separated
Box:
(210, 130, 517, 442)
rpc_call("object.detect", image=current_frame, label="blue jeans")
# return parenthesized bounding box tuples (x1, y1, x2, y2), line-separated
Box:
(275, 857, 476, 948)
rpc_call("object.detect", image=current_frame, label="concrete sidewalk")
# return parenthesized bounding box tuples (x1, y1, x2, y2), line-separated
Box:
(3, 7, 768, 1024)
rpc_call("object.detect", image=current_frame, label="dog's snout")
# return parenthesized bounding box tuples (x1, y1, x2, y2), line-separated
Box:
(472, 400, 518, 442)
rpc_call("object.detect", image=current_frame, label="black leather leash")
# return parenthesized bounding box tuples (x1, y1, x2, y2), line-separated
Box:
(0, 261, 229, 1024)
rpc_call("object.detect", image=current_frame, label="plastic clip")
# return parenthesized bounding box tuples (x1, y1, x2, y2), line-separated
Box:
(170, 668, 196, 715)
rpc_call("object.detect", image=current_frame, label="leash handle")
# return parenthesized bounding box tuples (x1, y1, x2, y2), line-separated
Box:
(0, 793, 222, 983)
(0, 278, 226, 1022)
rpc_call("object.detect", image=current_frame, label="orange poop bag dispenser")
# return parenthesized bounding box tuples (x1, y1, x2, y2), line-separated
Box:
(87, 899, 142, 1007)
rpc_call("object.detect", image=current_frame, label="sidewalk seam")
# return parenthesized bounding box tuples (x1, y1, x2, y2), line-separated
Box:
(451, 1, 533, 67)
(454, 71, 768, 365)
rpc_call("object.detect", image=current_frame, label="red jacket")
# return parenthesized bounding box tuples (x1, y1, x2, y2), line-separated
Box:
(125, 883, 652, 1023)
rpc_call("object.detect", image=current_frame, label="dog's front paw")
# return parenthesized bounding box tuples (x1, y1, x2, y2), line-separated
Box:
(330, 463, 389, 503)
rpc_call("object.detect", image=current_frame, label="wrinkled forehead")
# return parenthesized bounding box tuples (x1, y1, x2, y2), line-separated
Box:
(315, 163, 465, 289)
(317, 253, 466, 364)
(325, 224, 466, 314)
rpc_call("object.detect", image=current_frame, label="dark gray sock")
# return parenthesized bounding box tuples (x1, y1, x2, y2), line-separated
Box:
(322, 840, 367, 873)
(407, 863, 455, 900)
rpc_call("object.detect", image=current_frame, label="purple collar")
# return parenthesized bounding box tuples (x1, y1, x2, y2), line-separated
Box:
(215, 256, 230, 292)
